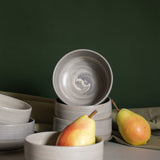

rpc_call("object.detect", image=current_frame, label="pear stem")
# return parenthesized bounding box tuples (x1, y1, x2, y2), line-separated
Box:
(89, 110, 97, 118)
(111, 99, 120, 112)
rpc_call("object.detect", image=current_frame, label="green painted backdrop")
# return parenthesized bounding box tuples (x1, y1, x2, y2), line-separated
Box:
(0, 0, 159, 108)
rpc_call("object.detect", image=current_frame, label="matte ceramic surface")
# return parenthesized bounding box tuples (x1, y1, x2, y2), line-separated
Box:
(0, 118, 35, 151)
(0, 94, 32, 124)
(54, 97, 112, 120)
(53, 117, 112, 141)
(25, 131, 104, 160)
(52, 49, 113, 106)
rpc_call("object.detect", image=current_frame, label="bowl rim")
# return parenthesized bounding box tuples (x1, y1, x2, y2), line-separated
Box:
(53, 116, 112, 122)
(0, 118, 35, 127)
(25, 131, 103, 149)
(0, 94, 32, 112)
(55, 97, 111, 107)
(52, 49, 113, 106)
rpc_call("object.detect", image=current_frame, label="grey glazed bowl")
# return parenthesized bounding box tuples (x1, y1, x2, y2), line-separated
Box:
(53, 117, 112, 141)
(52, 49, 113, 106)
(54, 97, 112, 120)
(0, 118, 35, 151)
(0, 94, 32, 124)
(25, 131, 104, 160)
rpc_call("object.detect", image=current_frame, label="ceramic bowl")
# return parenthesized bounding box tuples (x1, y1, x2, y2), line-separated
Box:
(0, 118, 35, 151)
(25, 131, 104, 160)
(53, 117, 112, 141)
(0, 94, 32, 124)
(52, 49, 113, 106)
(54, 97, 112, 120)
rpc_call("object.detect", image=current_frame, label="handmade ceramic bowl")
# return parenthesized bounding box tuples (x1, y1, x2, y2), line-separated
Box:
(53, 117, 112, 141)
(0, 118, 35, 151)
(52, 49, 113, 106)
(25, 131, 104, 160)
(54, 97, 112, 120)
(0, 94, 32, 124)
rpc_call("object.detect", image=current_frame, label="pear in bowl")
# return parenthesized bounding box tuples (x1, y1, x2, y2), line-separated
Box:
(25, 131, 103, 160)
(56, 110, 97, 146)
(25, 111, 104, 160)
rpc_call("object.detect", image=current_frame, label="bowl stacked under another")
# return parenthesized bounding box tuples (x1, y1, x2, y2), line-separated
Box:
(53, 98, 112, 141)
(0, 118, 35, 151)
(0, 94, 35, 150)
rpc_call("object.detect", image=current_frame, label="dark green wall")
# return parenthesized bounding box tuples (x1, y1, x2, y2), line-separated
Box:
(0, 0, 160, 108)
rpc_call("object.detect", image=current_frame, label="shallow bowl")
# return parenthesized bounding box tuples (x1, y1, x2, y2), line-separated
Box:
(0, 118, 35, 151)
(53, 117, 112, 141)
(0, 94, 32, 124)
(52, 49, 113, 106)
(54, 97, 112, 120)
(25, 131, 104, 160)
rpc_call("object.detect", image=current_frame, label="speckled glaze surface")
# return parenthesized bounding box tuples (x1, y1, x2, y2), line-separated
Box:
(53, 117, 112, 141)
(54, 97, 112, 120)
(0, 118, 35, 151)
(52, 49, 113, 106)
(0, 94, 32, 124)
(25, 131, 104, 160)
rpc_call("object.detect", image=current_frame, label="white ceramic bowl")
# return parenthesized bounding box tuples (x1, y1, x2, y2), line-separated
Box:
(0, 94, 32, 124)
(55, 97, 112, 120)
(52, 49, 113, 106)
(25, 131, 104, 160)
(0, 118, 35, 151)
(53, 117, 112, 141)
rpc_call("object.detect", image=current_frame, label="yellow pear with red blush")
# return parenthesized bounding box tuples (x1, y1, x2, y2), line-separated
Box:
(56, 110, 97, 146)
(112, 100, 151, 146)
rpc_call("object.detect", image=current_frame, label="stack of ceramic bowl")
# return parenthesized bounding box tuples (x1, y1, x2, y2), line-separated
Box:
(0, 94, 35, 151)
(52, 49, 113, 141)
(24, 49, 110, 160)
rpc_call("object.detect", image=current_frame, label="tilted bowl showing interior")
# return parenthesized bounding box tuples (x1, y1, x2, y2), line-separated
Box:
(0, 94, 32, 124)
(53, 117, 112, 141)
(25, 131, 104, 160)
(54, 97, 112, 120)
(0, 118, 35, 151)
(52, 49, 113, 106)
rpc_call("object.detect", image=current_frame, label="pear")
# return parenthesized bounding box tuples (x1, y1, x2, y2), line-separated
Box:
(112, 100, 151, 146)
(56, 110, 97, 146)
